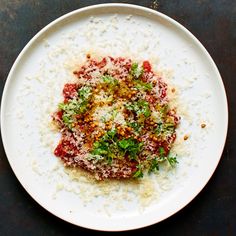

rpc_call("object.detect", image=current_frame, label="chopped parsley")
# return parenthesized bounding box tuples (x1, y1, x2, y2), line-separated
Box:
(92, 132, 143, 162)
(167, 155, 178, 167)
(58, 98, 88, 129)
(147, 147, 178, 174)
(160, 104, 169, 118)
(133, 164, 144, 178)
(91, 130, 118, 163)
(59, 86, 92, 128)
(155, 122, 175, 136)
(148, 157, 159, 173)
(102, 75, 118, 86)
(78, 86, 91, 100)
(134, 80, 153, 91)
(127, 122, 142, 132)
(126, 100, 151, 117)
(130, 62, 143, 78)
(159, 147, 165, 157)
(118, 138, 143, 159)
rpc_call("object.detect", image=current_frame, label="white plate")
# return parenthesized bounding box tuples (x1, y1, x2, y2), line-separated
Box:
(1, 4, 228, 231)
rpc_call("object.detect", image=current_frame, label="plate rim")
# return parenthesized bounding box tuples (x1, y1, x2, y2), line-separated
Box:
(0, 3, 228, 231)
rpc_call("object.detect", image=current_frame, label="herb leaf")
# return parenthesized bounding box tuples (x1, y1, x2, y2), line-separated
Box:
(133, 164, 144, 178)
(92, 148, 108, 156)
(130, 63, 144, 78)
(102, 75, 118, 86)
(106, 129, 117, 140)
(159, 147, 165, 157)
(160, 104, 169, 118)
(155, 122, 175, 136)
(134, 80, 153, 91)
(148, 158, 159, 173)
(91, 129, 119, 163)
(127, 122, 142, 132)
(118, 139, 132, 149)
(126, 100, 151, 118)
(118, 138, 143, 160)
(58, 98, 89, 128)
(78, 86, 91, 100)
(167, 155, 178, 167)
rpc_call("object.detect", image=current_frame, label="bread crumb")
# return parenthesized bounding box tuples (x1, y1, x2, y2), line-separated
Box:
(184, 135, 189, 141)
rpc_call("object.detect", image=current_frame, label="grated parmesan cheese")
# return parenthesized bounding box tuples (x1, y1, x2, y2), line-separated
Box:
(11, 13, 214, 216)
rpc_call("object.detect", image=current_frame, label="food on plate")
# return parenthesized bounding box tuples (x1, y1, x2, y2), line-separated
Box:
(52, 56, 180, 180)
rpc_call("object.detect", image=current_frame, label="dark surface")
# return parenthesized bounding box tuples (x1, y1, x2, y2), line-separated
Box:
(0, 0, 235, 235)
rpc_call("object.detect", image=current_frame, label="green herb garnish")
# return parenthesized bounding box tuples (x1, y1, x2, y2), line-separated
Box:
(127, 122, 142, 132)
(118, 138, 143, 160)
(148, 150, 178, 174)
(126, 100, 151, 117)
(167, 155, 178, 167)
(105, 129, 117, 140)
(134, 80, 153, 91)
(133, 164, 144, 178)
(91, 129, 119, 163)
(159, 147, 165, 157)
(102, 75, 118, 86)
(58, 98, 88, 128)
(78, 86, 91, 100)
(148, 157, 160, 173)
(160, 104, 169, 118)
(155, 122, 175, 136)
(130, 62, 144, 78)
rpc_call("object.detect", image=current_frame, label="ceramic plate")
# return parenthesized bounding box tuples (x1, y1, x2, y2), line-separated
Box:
(1, 4, 228, 231)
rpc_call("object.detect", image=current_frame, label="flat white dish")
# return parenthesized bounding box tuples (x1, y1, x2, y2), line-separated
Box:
(1, 3, 228, 231)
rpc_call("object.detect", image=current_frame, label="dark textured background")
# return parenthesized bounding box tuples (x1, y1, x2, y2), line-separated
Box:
(0, 0, 235, 235)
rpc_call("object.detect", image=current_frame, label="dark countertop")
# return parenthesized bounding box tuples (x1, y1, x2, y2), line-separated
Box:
(0, 1, 235, 235)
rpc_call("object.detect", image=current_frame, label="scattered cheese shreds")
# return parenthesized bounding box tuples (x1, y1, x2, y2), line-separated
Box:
(11, 14, 213, 215)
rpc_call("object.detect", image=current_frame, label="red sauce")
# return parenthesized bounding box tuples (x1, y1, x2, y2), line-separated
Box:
(63, 83, 78, 99)
(52, 56, 180, 180)
(143, 60, 152, 72)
